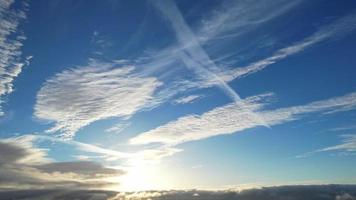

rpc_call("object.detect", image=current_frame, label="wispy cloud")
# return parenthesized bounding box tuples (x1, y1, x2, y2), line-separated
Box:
(328, 125, 356, 132)
(138, 2, 356, 114)
(106, 121, 131, 134)
(131, 92, 356, 146)
(150, 0, 243, 103)
(130, 92, 271, 145)
(12, 134, 180, 165)
(35, 59, 161, 139)
(150, 0, 269, 127)
(0, 0, 30, 116)
(297, 134, 356, 158)
(32, 134, 131, 161)
(195, 0, 302, 43)
(32, 0, 306, 139)
(173, 94, 203, 105)
(204, 12, 356, 85)
(318, 134, 356, 154)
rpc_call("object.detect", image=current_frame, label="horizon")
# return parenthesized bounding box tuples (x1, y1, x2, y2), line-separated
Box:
(1, 0, 356, 198)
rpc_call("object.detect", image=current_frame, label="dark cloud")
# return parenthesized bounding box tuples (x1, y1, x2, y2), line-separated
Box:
(0, 141, 28, 164)
(0, 185, 355, 200)
(0, 140, 124, 190)
(37, 161, 124, 178)
(0, 189, 117, 200)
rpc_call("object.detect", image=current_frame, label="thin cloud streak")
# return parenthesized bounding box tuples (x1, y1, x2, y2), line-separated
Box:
(173, 95, 203, 105)
(139, 4, 356, 116)
(207, 12, 356, 85)
(26, 135, 131, 161)
(14, 134, 181, 165)
(318, 134, 356, 153)
(150, 0, 269, 127)
(297, 134, 356, 158)
(150, 0, 242, 103)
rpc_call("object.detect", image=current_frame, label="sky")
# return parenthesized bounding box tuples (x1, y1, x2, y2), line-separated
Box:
(1, 0, 356, 192)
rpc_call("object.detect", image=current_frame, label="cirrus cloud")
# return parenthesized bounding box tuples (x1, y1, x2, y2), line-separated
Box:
(0, 0, 30, 116)
(35, 59, 162, 139)
(131, 92, 356, 146)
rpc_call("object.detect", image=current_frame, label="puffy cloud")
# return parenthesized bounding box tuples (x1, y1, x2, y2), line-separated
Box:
(0, 0, 30, 116)
(35, 60, 162, 139)
(131, 92, 356, 145)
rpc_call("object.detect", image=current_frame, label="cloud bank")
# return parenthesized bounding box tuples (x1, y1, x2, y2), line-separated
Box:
(0, 185, 355, 200)
(0, 136, 124, 190)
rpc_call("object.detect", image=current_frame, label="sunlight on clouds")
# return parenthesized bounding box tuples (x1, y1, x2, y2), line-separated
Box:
(118, 147, 182, 191)
(1, 0, 356, 194)
(0, 136, 125, 190)
(119, 159, 158, 191)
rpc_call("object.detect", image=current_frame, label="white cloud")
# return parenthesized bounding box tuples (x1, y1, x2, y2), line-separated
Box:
(328, 125, 356, 132)
(130, 93, 272, 145)
(150, 0, 243, 103)
(106, 121, 131, 134)
(32, 134, 131, 161)
(318, 134, 356, 153)
(173, 95, 203, 105)
(35, 59, 162, 139)
(139, 2, 356, 117)
(150, 0, 269, 128)
(14, 134, 179, 166)
(296, 134, 356, 158)
(195, 0, 301, 43)
(206, 13, 356, 85)
(0, 0, 29, 116)
(130, 92, 356, 145)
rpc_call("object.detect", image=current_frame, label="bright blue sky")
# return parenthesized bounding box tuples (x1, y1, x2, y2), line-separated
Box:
(1, 0, 356, 191)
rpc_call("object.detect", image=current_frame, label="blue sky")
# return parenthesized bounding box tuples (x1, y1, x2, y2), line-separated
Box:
(1, 0, 356, 191)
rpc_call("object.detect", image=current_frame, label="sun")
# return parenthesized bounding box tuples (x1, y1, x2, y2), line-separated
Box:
(119, 159, 163, 191)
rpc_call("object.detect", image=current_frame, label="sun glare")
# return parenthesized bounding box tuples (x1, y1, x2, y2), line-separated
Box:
(119, 159, 165, 191)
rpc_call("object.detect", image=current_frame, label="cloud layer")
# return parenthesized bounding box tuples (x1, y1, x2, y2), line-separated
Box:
(0, 136, 124, 190)
(0, 185, 355, 200)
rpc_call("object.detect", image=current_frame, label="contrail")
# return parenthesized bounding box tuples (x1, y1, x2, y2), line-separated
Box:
(150, 0, 269, 127)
